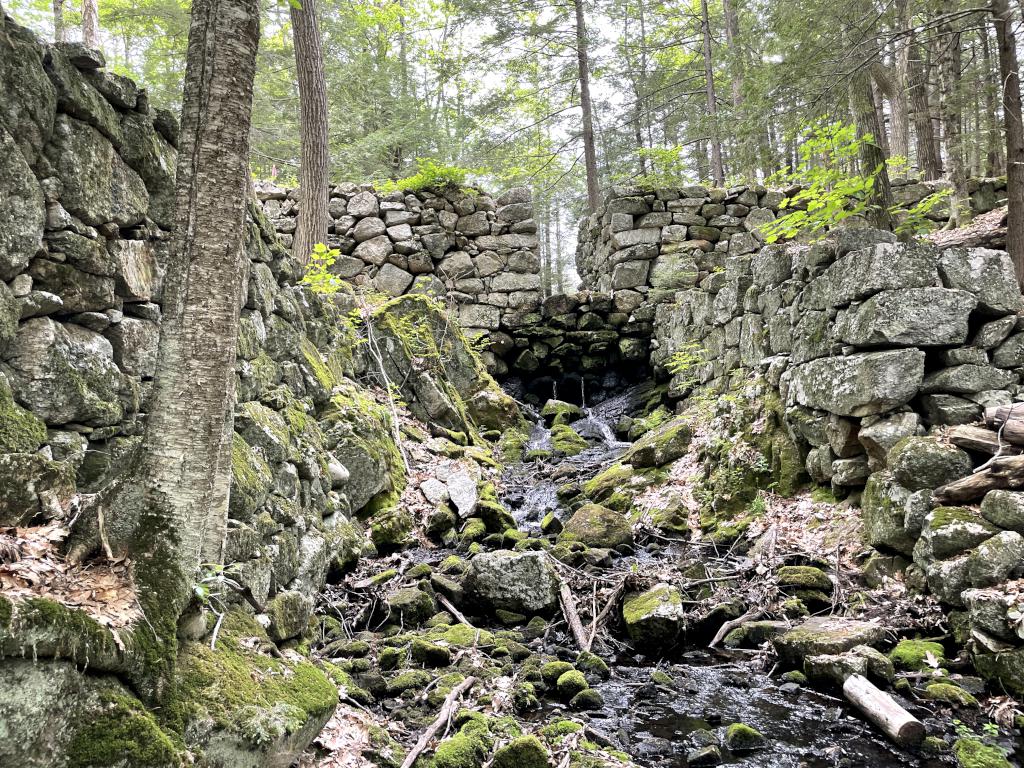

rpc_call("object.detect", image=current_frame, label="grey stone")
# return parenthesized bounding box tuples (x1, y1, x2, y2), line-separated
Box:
(920, 394, 982, 425)
(467, 550, 559, 614)
(973, 316, 1017, 348)
(857, 412, 920, 468)
(938, 247, 1023, 316)
(347, 191, 380, 218)
(801, 242, 938, 310)
(837, 288, 976, 347)
(788, 349, 925, 417)
(611, 228, 661, 250)
(888, 436, 972, 491)
(980, 490, 1024, 533)
(862, 471, 916, 555)
(0, 126, 44, 280)
(993, 333, 1024, 368)
(457, 303, 500, 329)
(491, 272, 541, 292)
(611, 260, 651, 290)
(446, 471, 478, 517)
(353, 235, 393, 265)
(920, 364, 1016, 395)
(373, 263, 414, 296)
(353, 216, 387, 242)
(106, 316, 159, 376)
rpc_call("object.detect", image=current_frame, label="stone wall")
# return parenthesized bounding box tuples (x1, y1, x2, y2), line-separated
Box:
(255, 182, 543, 372)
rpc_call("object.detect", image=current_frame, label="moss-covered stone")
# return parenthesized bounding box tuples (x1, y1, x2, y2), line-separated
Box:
(623, 417, 693, 468)
(430, 719, 492, 768)
(66, 689, 180, 768)
(411, 638, 452, 667)
(491, 735, 549, 768)
(550, 424, 588, 456)
(924, 682, 979, 708)
(575, 651, 610, 681)
(724, 723, 764, 752)
(569, 688, 604, 710)
(0, 375, 46, 453)
(889, 639, 945, 671)
(540, 661, 575, 686)
(559, 503, 633, 549)
(622, 584, 684, 647)
(777, 565, 832, 593)
(555, 670, 589, 700)
(385, 587, 436, 626)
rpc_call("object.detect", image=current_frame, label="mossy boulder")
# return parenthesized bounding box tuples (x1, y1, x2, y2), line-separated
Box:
(623, 417, 693, 468)
(952, 737, 1013, 768)
(913, 507, 999, 563)
(492, 735, 549, 768)
(385, 587, 436, 626)
(265, 590, 314, 642)
(430, 718, 492, 768)
(540, 661, 575, 686)
(550, 424, 588, 456)
(622, 584, 685, 647)
(973, 646, 1024, 695)
(887, 437, 973, 492)
(540, 399, 583, 426)
(924, 682, 979, 708)
(559, 504, 633, 549)
(889, 639, 945, 671)
(777, 566, 832, 593)
(0, 374, 46, 453)
(861, 471, 917, 556)
(555, 670, 589, 700)
(569, 688, 604, 710)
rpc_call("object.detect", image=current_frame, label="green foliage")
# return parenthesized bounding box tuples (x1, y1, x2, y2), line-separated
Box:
(622, 146, 694, 189)
(299, 243, 345, 295)
(664, 342, 706, 391)
(379, 158, 479, 194)
(894, 187, 953, 238)
(762, 121, 879, 243)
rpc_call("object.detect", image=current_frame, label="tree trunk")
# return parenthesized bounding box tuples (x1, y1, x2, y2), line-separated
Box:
(133, 0, 260, 691)
(573, 0, 601, 212)
(888, 0, 911, 163)
(53, 0, 65, 43)
(909, 40, 941, 180)
(992, 0, 1024, 287)
(980, 21, 1005, 176)
(82, 0, 99, 48)
(290, 0, 329, 265)
(700, 0, 725, 186)
(938, 20, 968, 227)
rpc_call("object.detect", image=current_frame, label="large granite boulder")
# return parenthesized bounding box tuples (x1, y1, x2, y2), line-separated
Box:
(887, 436, 972, 491)
(773, 616, 885, 668)
(560, 504, 634, 549)
(788, 349, 925, 417)
(861, 472, 917, 555)
(801, 241, 938, 310)
(622, 583, 686, 646)
(466, 550, 559, 615)
(0, 126, 44, 281)
(836, 288, 976, 347)
(938, 247, 1023, 316)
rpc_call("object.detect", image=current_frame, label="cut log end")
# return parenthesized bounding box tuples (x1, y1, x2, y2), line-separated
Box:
(842, 674, 926, 749)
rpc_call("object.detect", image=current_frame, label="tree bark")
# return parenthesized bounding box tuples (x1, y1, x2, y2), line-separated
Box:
(847, 29, 895, 229)
(909, 41, 941, 180)
(81, 0, 99, 48)
(53, 0, 65, 43)
(700, 0, 725, 186)
(992, 0, 1024, 287)
(573, 0, 601, 212)
(939, 20, 968, 227)
(887, 0, 911, 163)
(133, 0, 260, 691)
(290, 0, 330, 265)
(980, 21, 1005, 176)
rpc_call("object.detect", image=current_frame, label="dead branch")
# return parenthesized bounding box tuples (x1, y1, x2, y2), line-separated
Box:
(708, 606, 765, 648)
(558, 578, 590, 652)
(586, 578, 626, 652)
(399, 676, 477, 768)
(437, 594, 473, 628)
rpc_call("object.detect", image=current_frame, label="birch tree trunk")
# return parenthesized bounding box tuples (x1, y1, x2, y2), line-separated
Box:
(290, 0, 330, 265)
(573, 0, 601, 212)
(992, 0, 1024, 287)
(82, 0, 99, 48)
(700, 0, 725, 186)
(53, 0, 65, 43)
(133, 0, 260, 692)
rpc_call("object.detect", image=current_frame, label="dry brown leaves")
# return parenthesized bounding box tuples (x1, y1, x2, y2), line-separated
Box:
(300, 703, 400, 768)
(0, 523, 140, 631)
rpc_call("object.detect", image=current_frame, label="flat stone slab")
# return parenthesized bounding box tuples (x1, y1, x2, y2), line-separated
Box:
(773, 616, 885, 668)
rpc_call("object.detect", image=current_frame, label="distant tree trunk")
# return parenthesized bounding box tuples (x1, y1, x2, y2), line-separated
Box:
(699, 0, 725, 186)
(847, 7, 894, 230)
(938, 20, 968, 227)
(887, 0, 911, 163)
(554, 206, 566, 293)
(573, 0, 601, 212)
(980, 21, 1004, 176)
(290, 0, 329, 264)
(53, 0, 66, 43)
(81, 0, 98, 47)
(992, 0, 1024, 287)
(909, 41, 941, 180)
(133, 0, 260, 691)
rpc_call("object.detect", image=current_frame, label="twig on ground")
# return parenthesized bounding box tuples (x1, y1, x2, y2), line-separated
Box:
(399, 676, 478, 768)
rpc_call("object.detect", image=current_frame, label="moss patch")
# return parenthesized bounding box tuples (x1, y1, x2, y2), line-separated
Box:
(889, 639, 945, 671)
(67, 689, 180, 768)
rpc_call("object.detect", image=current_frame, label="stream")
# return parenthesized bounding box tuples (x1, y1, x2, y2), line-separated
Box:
(495, 383, 945, 768)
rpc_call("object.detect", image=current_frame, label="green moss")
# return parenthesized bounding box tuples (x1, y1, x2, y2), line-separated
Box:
(569, 689, 604, 710)
(378, 646, 405, 671)
(388, 669, 432, 695)
(541, 661, 575, 686)
(781, 670, 807, 684)
(952, 738, 1013, 768)
(889, 639, 945, 671)
(439, 555, 467, 574)
(0, 380, 47, 452)
(0, 595, 12, 629)
(67, 690, 180, 768)
(459, 517, 488, 543)
(810, 486, 839, 504)
(555, 670, 589, 700)
(924, 682, 979, 708)
(540, 719, 583, 742)
(777, 566, 832, 592)
(724, 723, 764, 752)
(370, 506, 414, 550)
(551, 424, 588, 456)
(622, 584, 682, 627)
(411, 638, 452, 667)
(166, 611, 336, 737)
(431, 719, 492, 768)
(575, 651, 610, 680)
(650, 670, 674, 686)
(492, 735, 549, 768)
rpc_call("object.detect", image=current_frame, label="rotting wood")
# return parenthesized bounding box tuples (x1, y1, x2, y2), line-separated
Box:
(842, 674, 925, 748)
(399, 675, 477, 768)
(934, 453, 1024, 503)
(586, 578, 626, 652)
(708, 606, 765, 648)
(945, 424, 1023, 456)
(558, 578, 591, 652)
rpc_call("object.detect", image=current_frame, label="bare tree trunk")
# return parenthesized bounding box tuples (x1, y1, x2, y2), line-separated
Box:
(871, 78, 891, 158)
(980, 20, 1005, 176)
(290, 0, 329, 264)
(53, 0, 65, 43)
(888, 0, 911, 163)
(909, 40, 941, 180)
(992, 0, 1024, 287)
(700, 0, 725, 186)
(81, 0, 98, 48)
(939, 20, 968, 227)
(573, 0, 601, 212)
(554, 205, 566, 293)
(133, 0, 260, 691)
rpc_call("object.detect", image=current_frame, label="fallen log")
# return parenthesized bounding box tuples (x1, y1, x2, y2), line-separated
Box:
(933, 453, 1024, 504)
(842, 674, 925, 748)
(399, 675, 477, 768)
(558, 579, 591, 652)
(984, 405, 1024, 445)
(945, 424, 1022, 456)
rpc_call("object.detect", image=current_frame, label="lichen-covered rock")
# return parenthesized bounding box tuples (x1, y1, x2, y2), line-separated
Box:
(0, 125, 44, 281)
(772, 616, 884, 668)
(4, 317, 124, 426)
(836, 288, 976, 347)
(622, 583, 685, 646)
(788, 350, 925, 417)
(623, 416, 693, 468)
(466, 550, 559, 615)
(861, 472, 917, 556)
(266, 590, 314, 642)
(980, 490, 1024, 534)
(724, 723, 764, 752)
(385, 587, 436, 626)
(559, 503, 634, 549)
(938, 247, 1023, 316)
(913, 507, 999, 563)
(887, 436, 972, 492)
(0, 373, 46, 454)
(963, 588, 1023, 642)
(491, 735, 549, 768)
